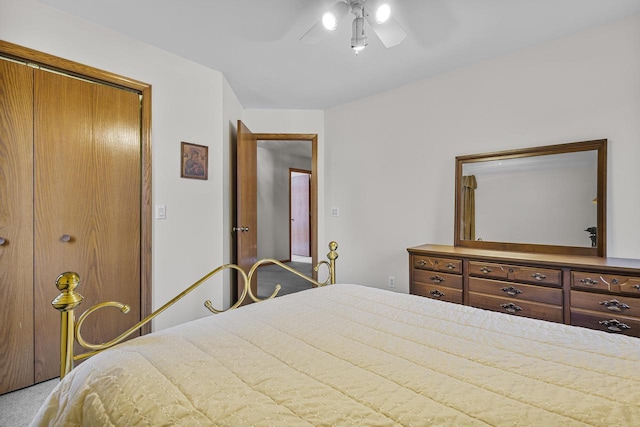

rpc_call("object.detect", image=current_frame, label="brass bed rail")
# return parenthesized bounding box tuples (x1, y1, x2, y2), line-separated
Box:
(52, 241, 339, 379)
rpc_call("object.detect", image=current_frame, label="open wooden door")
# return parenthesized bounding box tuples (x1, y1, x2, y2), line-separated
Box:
(236, 120, 258, 302)
(290, 169, 311, 258)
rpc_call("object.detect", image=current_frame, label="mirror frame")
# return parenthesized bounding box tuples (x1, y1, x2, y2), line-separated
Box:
(454, 139, 607, 257)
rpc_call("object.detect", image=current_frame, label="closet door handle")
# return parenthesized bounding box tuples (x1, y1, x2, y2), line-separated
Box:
(60, 234, 72, 242)
(0, 237, 6, 246)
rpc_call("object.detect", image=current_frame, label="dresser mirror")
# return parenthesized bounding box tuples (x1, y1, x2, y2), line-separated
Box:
(454, 139, 607, 256)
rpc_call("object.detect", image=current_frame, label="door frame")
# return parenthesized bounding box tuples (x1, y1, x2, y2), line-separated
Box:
(254, 133, 318, 277)
(0, 41, 153, 334)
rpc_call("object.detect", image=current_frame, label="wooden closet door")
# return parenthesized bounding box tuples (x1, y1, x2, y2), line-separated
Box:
(33, 70, 142, 381)
(0, 60, 35, 394)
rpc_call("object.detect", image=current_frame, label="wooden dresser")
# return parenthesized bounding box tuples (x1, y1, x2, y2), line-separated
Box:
(408, 244, 640, 338)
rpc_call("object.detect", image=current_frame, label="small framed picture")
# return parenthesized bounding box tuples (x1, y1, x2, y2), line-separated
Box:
(181, 142, 208, 180)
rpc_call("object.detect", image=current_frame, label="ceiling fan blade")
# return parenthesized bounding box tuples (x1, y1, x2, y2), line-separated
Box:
(300, 1, 350, 44)
(300, 21, 328, 44)
(363, 7, 407, 48)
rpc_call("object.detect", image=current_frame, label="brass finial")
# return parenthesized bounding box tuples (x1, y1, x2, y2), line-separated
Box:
(328, 241, 339, 260)
(52, 272, 84, 312)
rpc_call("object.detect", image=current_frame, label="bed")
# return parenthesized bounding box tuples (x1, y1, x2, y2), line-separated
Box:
(32, 243, 640, 426)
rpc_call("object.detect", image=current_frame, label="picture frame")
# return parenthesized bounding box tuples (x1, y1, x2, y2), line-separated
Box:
(181, 141, 208, 180)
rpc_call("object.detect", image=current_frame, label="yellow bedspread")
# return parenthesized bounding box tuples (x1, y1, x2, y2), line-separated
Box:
(32, 284, 640, 426)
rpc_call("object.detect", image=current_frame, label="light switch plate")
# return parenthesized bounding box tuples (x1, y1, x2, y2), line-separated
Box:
(156, 205, 166, 219)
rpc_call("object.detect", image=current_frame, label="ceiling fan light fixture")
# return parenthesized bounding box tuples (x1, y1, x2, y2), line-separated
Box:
(322, 12, 338, 30)
(351, 15, 367, 54)
(375, 3, 391, 24)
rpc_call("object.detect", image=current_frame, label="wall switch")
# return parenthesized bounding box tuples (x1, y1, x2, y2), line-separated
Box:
(155, 204, 166, 220)
(331, 207, 340, 217)
(389, 276, 395, 288)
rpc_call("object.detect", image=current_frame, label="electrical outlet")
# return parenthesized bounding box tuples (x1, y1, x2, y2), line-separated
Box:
(388, 276, 395, 288)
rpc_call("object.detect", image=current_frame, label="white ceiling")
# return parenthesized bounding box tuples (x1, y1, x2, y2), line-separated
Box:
(41, 0, 640, 109)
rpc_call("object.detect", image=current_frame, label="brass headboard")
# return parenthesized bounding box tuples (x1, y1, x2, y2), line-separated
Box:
(51, 241, 339, 379)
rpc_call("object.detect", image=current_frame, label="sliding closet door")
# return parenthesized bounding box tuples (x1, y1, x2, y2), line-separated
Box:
(0, 60, 35, 394)
(33, 70, 142, 381)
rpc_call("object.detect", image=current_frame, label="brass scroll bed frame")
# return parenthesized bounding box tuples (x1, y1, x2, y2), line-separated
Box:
(51, 241, 339, 379)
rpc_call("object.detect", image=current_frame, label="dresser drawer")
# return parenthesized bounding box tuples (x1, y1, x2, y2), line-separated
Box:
(469, 277, 562, 306)
(571, 308, 640, 338)
(412, 282, 463, 304)
(468, 261, 561, 286)
(572, 271, 614, 292)
(468, 292, 563, 323)
(413, 269, 462, 289)
(571, 271, 640, 294)
(413, 255, 462, 274)
(570, 290, 640, 317)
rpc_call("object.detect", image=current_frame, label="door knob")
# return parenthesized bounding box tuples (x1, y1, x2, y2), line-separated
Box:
(232, 226, 249, 232)
(0, 237, 5, 246)
(61, 234, 72, 242)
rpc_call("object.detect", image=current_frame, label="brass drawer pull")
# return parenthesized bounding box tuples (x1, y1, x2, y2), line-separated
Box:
(446, 263, 456, 270)
(480, 266, 492, 274)
(429, 289, 445, 298)
(579, 277, 599, 286)
(429, 275, 445, 284)
(531, 273, 547, 281)
(598, 319, 631, 332)
(500, 302, 522, 313)
(633, 285, 640, 291)
(417, 260, 427, 266)
(501, 286, 522, 296)
(599, 299, 630, 312)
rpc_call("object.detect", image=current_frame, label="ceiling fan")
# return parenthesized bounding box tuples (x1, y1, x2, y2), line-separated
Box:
(301, 1, 406, 55)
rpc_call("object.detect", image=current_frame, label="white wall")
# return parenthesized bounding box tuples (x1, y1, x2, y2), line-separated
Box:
(1, 0, 234, 330)
(324, 13, 640, 293)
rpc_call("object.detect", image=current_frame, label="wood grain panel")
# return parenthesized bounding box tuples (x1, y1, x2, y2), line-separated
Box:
(570, 290, 640, 318)
(468, 292, 563, 323)
(413, 256, 462, 274)
(413, 270, 462, 289)
(33, 70, 141, 381)
(411, 282, 463, 304)
(468, 277, 562, 305)
(237, 120, 258, 302)
(0, 59, 34, 394)
(571, 309, 640, 338)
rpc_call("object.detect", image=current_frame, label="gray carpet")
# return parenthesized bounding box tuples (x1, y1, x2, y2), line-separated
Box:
(0, 379, 57, 426)
(257, 261, 314, 299)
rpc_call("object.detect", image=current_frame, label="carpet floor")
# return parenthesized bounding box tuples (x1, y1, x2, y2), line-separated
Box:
(257, 261, 314, 299)
(0, 379, 57, 426)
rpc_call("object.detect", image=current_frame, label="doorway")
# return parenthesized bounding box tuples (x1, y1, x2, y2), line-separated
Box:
(234, 122, 318, 303)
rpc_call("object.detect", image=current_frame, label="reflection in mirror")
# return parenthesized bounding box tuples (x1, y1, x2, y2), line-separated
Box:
(463, 151, 597, 247)
(455, 140, 606, 256)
